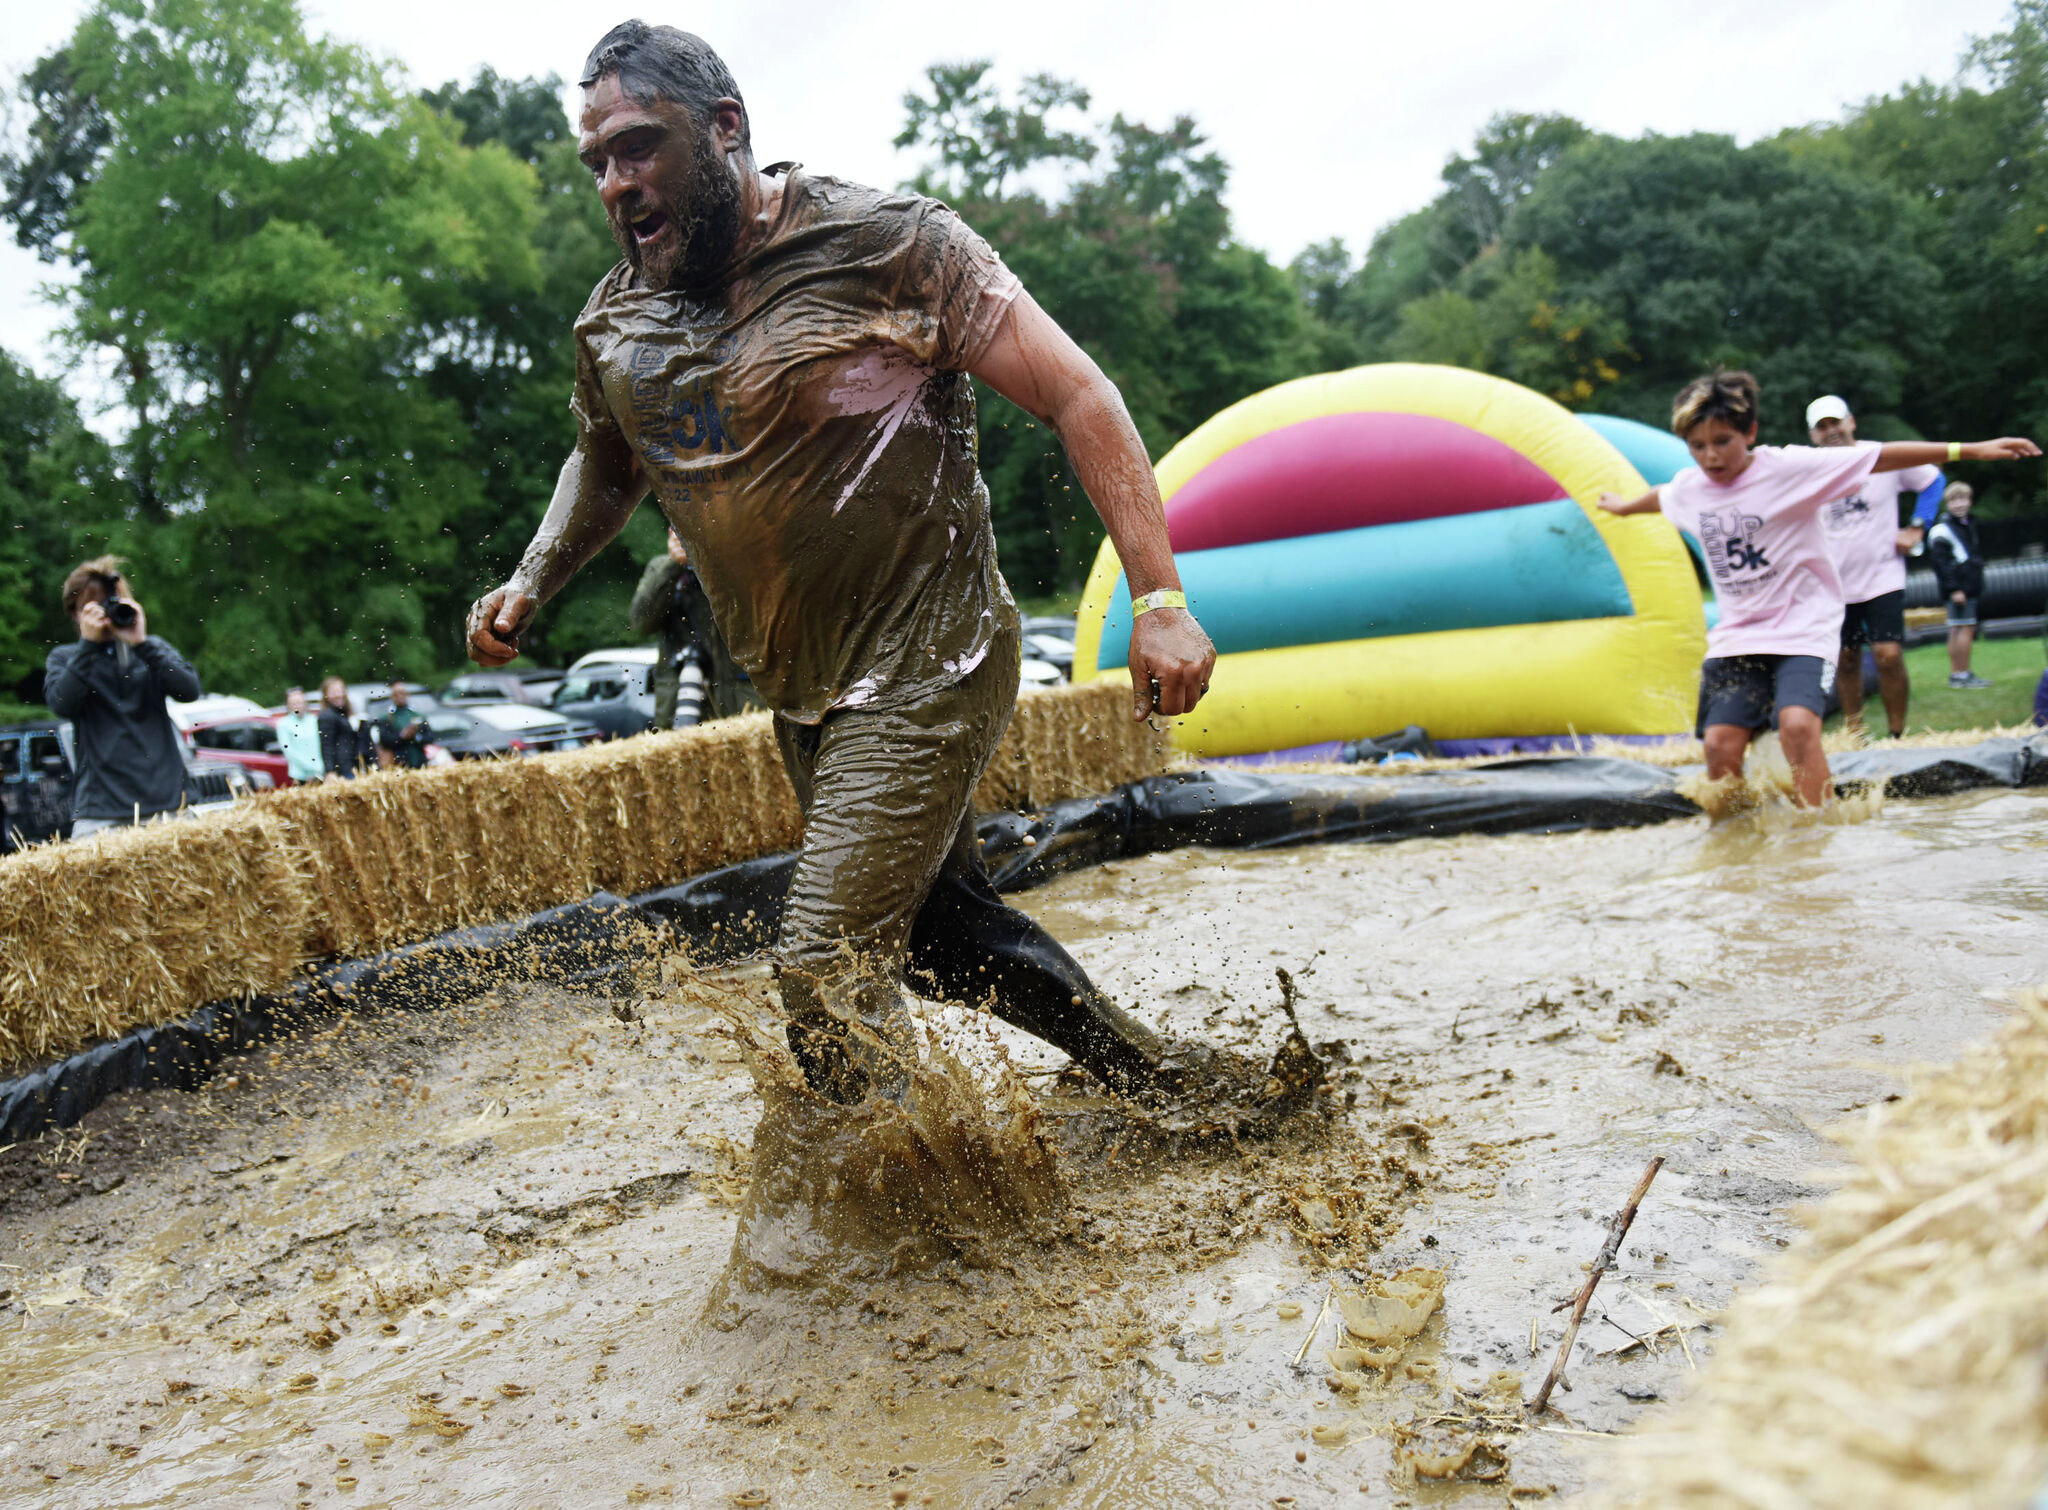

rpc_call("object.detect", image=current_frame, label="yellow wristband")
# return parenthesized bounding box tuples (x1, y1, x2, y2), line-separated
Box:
(1131, 589, 1187, 618)
(1948, 441, 1963, 462)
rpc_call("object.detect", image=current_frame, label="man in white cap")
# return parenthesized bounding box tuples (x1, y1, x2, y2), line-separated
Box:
(1808, 394, 1945, 738)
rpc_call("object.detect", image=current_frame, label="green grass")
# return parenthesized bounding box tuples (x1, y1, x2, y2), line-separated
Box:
(1827, 634, 2046, 736)
(0, 699, 52, 725)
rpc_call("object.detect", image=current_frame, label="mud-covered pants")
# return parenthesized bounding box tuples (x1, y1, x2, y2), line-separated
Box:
(773, 627, 1161, 1089)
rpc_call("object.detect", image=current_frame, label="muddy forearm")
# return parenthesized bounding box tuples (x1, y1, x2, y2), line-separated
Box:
(511, 438, 646, 607)
(1050, 376, 1182, 597)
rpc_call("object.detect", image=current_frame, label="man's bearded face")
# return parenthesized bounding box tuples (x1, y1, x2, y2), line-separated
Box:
(582, 78, 743, 292)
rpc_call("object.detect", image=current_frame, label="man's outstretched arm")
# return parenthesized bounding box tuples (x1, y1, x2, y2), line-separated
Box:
(970, 291, 1216, 720)
(468, 428, 647, 666)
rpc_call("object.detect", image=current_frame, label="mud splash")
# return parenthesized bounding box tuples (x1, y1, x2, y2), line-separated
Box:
(1676, 731, 1888, 824)
(708, 996, 1069, 1307)
(4, 790, 2044, 1507)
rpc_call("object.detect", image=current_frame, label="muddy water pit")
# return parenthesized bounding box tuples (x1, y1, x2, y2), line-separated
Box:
(3, 788, 2044, 1507)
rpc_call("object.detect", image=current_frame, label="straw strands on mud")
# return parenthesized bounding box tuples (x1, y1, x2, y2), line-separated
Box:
(0, 682, 1165, 1070)
(1591, 986, 2048, 1508)
(0, 806, 310, 1066)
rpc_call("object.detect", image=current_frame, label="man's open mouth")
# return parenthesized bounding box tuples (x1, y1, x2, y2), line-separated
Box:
(628, 208, 671, 245)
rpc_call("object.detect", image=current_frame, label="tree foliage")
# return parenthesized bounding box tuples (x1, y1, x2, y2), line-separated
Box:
(0, 0, 636, 696)
(896, 62, 1316, 592)
(3, 4, 2046, 707)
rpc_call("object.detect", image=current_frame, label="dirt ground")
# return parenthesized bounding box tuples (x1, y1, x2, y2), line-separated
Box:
(3, 786, 2044, 1508)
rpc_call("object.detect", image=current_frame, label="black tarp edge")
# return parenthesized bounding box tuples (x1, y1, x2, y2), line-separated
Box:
(8, 736, 2045, 1141)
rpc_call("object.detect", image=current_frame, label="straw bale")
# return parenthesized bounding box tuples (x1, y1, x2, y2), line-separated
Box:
(0, 805, 311, 1069)
(266, 761, 594, 957)
(1590, 986, 2048, 1508)
(976, 680, 1169, 810)
(0, 686, 1172, 1068)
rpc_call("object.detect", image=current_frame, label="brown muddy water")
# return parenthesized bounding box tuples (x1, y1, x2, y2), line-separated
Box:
(4, 789, 2045, 1508)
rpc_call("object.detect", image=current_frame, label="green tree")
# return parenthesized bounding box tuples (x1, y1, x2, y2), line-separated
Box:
(1386, 248, 1630, 407)
(897, 64, 1317, 593)
(1506, 132, 1943, 437)
(1785, 1, 2048, 511)
(0, 0, 568, 692)
(416, 67, 663, 666)
(0, 350, 123, 699)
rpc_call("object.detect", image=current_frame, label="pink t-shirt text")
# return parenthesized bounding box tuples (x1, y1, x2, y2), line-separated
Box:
(1659, 442, 1881, 661)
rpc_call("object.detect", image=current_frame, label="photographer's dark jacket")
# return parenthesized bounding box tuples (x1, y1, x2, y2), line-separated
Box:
(43, 636, 202, 821)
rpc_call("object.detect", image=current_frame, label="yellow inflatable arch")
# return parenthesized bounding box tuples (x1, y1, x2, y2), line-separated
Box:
(1073, 364, 1706, 756)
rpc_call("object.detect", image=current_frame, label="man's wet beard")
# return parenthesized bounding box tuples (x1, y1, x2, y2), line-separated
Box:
(614, 134, 745, 293)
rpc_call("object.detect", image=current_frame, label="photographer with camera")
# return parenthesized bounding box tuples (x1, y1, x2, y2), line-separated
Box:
(44, 556, 203, 838)
(627, 526, 761, 729)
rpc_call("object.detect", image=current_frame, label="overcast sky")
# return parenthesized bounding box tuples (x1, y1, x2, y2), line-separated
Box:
(0, 0, 2004, 417)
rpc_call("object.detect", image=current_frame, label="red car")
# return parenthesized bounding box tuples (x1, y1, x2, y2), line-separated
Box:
(185, 717, 293, 788)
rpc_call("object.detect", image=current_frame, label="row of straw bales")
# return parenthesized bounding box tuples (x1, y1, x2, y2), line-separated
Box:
(0, 682, 1165, 1069)
(1589, 985, 2048, 1508)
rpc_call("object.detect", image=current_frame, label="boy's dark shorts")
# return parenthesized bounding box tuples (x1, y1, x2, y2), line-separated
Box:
(1840, 590, 1905, 648)
(1696, 654, 1834, 735)
(1946, 594, 1979, 628)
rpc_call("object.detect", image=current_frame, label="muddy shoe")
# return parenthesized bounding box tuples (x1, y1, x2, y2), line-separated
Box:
(781, 968, 914, 1108)
(785, 1017, 870, 1107)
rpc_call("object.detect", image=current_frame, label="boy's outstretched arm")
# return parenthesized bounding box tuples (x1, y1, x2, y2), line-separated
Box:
(1875, 437, 2040, 472)
(1597, 487, 1664, 516)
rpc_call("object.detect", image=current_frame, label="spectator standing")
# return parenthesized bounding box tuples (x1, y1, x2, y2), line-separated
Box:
(1807, 393, 1943, 738)
(1926, 483, 1991, 688)
(276, 687, 324, 784)
(43, 556, 203, 838)
(316, 676, 368, 778)
(374, 680, 429, 770)
(627, 526, 760, 727)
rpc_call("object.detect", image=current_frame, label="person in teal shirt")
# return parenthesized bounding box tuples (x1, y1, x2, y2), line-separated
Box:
(275, 687, 324, 784)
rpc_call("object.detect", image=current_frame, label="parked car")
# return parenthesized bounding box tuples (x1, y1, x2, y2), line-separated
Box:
(1, 722, 77, 850)
(1020, 615, 1077, 681)
(167, 693, 270, 731)
(2, 719, 255, 851)
(419, 703, 600, 759)
(185, 716, 293, 787)
(438, 669, 565, 708)
(568, 646, 660, 675)
(549, 663, 656, 739)
(347, 681, 437, 724)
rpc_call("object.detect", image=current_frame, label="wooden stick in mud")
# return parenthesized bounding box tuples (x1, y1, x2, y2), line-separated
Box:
(1293, 1286, 1334, 1368)
(1530, 1155, 1663, 1415)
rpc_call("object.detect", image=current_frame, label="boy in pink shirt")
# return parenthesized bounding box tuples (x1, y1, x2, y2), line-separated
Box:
(1600, 370, 2037, 808)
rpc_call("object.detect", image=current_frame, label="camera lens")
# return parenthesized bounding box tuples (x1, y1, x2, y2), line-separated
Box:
(106, 600, 139, 629)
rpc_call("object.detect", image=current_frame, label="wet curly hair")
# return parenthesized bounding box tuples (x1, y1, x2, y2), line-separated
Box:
(1671, 369, 1761, 438)
(580, 21, 750, 149)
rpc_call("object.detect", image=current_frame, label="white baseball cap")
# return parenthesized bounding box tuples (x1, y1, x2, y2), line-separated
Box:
(1805, 394, 1853, 428)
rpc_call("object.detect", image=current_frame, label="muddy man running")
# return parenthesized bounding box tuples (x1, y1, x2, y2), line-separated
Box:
(466, 22, 1217, 1104)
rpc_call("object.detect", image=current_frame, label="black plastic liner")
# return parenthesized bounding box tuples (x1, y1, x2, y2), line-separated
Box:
(9, 738, 2046, 1142)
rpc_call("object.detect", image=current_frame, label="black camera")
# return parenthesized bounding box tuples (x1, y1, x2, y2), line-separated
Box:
(92, 572, 138, 629)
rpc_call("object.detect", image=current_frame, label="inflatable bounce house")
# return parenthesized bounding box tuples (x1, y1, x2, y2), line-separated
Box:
(1072, 364, 1707, 757)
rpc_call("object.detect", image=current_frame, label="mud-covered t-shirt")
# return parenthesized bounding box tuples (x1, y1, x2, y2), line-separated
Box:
(570, 171, 1022, 722)
(1820, 463, 1940, 604)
